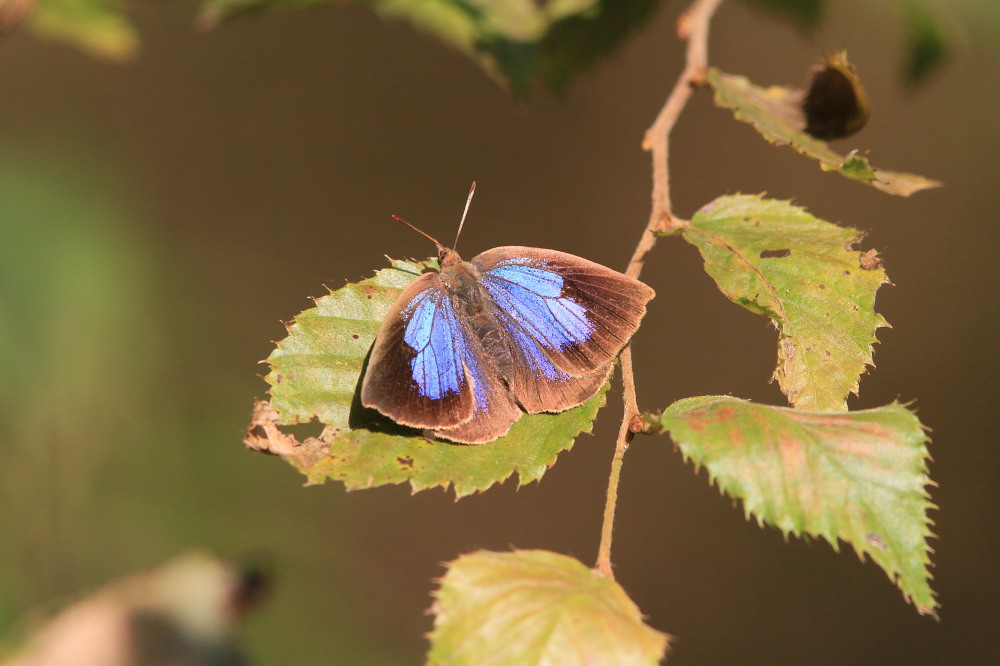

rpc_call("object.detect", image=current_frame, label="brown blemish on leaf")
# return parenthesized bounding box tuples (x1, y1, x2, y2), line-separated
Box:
(716, 406, 738, 422)
(859, 249, 882, 270)
(244, 399, 330, 469)
(397, 455, 414, 469)
(759, 248, 791, 259)
(867, 533, 888, 551)
(779, 436, 807, 471)
(683, 415, 709, 432)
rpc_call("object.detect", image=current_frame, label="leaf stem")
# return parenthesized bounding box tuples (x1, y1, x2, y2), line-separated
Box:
(596, 0, 724, 579)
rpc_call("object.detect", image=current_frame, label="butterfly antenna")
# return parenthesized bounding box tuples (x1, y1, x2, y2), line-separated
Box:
(391, 214, 447, 253)
(453, 181, 476, 251)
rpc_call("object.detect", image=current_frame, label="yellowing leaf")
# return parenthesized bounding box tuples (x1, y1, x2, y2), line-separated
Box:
(682, 194, 889, 411)
(706, 67, 939, 196)
(428, 550, 670, 665)
(256, 259, 609, 498)
(656, 396, 937, 616)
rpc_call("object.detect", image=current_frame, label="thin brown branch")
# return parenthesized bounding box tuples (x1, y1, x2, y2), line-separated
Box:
(596, 344, 638, 578)
(597, 0, 724, 579)
(628, 0, 723, 279)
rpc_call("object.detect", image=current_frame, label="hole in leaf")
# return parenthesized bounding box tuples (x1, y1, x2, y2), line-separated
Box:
(282, 419, 324, 440)
(759, 248, 791, 259)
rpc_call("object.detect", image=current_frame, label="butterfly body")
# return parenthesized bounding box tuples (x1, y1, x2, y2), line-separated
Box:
(361, 244, 654, 444)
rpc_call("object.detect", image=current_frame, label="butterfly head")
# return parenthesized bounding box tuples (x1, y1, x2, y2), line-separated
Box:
(392, 182, 477, 270)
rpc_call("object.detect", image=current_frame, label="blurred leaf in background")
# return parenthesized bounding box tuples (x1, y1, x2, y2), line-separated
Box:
(2, 0, 138, 59)
(0, 149, 161, 624)
(200, 0, 663, 93)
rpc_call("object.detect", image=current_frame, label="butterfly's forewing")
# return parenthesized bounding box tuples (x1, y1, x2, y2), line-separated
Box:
(361, 273, 475, 430)
(473, 246, 655, 388)
(361, 270, 521, 443)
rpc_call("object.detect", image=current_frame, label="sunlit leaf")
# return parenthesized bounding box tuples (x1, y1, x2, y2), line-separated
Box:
(428, 550, 670, 665)
(199, 0, 662, 94)
(681, 194, 889, 411)
(706, 67, 939, 196)
(256, 259, 609, 498)
(655, 396, 937, 616)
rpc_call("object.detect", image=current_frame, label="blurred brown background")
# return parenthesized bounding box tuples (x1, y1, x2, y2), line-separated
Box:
(1, 0, 997, 663)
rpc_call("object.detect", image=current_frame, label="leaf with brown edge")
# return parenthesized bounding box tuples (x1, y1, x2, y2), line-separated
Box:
(256, 258, 610, 498)
(656, 396, 937, 616)
(681, 194, 889, 411)
(706, 64, 939, 196)
(428, 550, 670, 665)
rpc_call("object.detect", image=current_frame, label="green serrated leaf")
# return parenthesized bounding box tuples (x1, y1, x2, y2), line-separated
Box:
(260, 258, 609, 498)
(656, 396, 937, 616)
(681, 195, 890, 411)
(200, 0, 662, 94)
(429, 550, 670, 665)
(28, 0, 138, 60)
(706, 67, 939, 196)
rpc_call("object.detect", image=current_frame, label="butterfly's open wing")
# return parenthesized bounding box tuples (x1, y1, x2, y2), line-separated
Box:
(473, 246, 655, 413)
(361, 272, 520, 443)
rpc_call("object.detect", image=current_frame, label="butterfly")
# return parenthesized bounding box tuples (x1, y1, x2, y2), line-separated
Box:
(361, 184, 655, 444)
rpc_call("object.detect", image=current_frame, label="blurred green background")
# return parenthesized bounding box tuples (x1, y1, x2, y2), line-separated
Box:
(1, 0, 998, 663)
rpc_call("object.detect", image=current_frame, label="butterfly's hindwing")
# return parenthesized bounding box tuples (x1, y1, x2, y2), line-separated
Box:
(489, 304, 614, 414)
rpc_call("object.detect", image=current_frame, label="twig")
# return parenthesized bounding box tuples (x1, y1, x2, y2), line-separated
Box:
(596, 0, 724, 580)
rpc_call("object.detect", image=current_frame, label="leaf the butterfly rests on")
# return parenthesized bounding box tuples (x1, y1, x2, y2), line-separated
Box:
(361, 191, 654, 444)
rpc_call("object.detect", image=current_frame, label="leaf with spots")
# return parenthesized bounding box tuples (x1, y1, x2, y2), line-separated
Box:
(655, 396, 937, 616)
(428, 549, 670, 665)
(255, 259, 609, 498)
(706, 66, 939, 196)
(680, 194, 889, 411)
